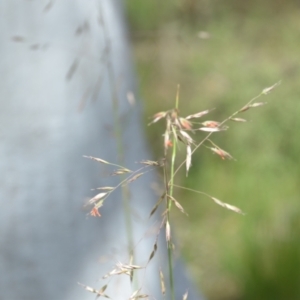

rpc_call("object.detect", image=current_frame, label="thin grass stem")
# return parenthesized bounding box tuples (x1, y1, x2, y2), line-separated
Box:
(100, 8, 137, 290)
(166, 84, 180, 300)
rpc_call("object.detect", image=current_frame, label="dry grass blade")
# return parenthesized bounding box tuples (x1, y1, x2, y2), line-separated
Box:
(186, 109, 212, 120)
(159, 269, 166, 295)
(211, 196, 245, 215)
(149, 192, 166, 217)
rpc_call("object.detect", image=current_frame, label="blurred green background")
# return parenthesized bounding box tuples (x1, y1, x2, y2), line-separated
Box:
(125, 1, 300, 299)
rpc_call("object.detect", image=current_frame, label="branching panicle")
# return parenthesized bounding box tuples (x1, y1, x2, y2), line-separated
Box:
(81, 81, 280, 300)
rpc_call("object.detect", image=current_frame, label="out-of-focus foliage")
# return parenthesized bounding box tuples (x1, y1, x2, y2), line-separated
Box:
(126, 0, 300, 30)
(126, 1, 300, 300)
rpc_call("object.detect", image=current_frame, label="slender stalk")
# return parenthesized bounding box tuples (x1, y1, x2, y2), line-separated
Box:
(166, 84, 180, 300)
(100, 9, 136, 288)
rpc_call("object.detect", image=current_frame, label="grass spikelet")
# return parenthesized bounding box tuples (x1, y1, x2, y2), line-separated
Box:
(127, 173, 144, 183)
(83, 155, 110, 164)
(88, 192, 107, 204)
(183, 291, 189, 300)
(179, 117, 193, 130)
(111, 168, 132, 176)
(159, 269, 166, 295)
(186, 145, 192, 175)
(230, 117, 247, 122)
(166, 220, 171, 242)
(262, 81, 281, 95)
(139, 160, 160, 166)
(198, 126, 227, 132)
(148, 242, 158, 263)
(78, 283, 110, 299)
(179, 130, 194, 145)
(148, 111, 167, 125)
(210, 196, 245, 215)
(249, 102, 267, 108)
(207, 140, 235, 160)
(167, 195, 187, 215)
(201, 120, 220, 128)
(95, 187, 114, 191)
(209, 147, 234, 160)
(90, 207, 101, 217)
(185, 109, 213, 120)
(149, 192, 166, 217)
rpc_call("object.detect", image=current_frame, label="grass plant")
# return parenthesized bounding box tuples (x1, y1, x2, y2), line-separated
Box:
(82, 2, 300, 299)
(130, 8, 300, 298)
(81, 80, 280, 299)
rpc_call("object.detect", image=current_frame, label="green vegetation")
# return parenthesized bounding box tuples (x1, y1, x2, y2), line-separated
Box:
(126, 1, 300, 299)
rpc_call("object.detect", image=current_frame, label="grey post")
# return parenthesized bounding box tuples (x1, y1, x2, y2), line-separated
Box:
(0, 1, 205, 299)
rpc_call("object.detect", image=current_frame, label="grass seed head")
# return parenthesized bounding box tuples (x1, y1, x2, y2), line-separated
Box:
(186, 145, 192, 175)
(148, 111, 167, 125)
(230, 117, 247, 122)
(166, 221, 171, 242)
(185, 109, 212, 120)
(179, 117, 193, 130)
(210, 147, 234, 160)
(262, 81, 281, 95)
(201, 120, 220, 128)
